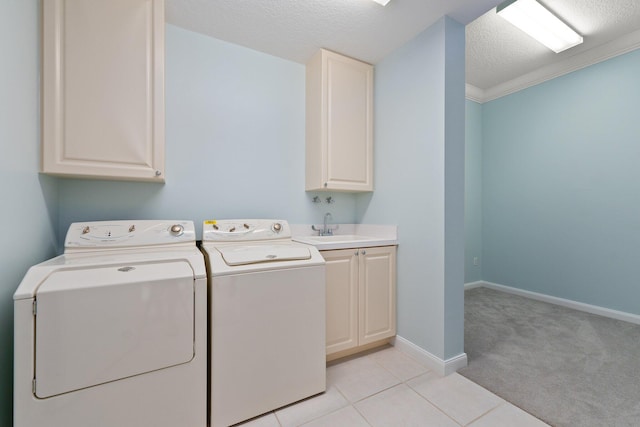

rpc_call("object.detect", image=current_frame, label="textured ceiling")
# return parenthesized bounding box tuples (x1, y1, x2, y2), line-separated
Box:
(165, 0, 640, 100)
(165, 0, 502, 65)
(466, 0, 640, 92)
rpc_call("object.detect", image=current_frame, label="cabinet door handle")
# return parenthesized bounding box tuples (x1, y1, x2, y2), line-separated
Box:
(362, 250, 366, 255)
(355, 251, 359, 256)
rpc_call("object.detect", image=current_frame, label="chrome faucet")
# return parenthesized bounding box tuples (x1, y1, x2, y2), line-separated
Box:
(323, 212, 333, 235)
(311, 212, 339, 236)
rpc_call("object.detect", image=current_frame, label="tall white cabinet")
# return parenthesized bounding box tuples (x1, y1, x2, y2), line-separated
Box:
(41, 0, 165, 182)
(306, 49, 373, 192)
(323, 246, 396, 359)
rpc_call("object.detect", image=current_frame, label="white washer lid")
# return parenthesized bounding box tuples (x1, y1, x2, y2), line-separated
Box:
(217, 244, 311, 266)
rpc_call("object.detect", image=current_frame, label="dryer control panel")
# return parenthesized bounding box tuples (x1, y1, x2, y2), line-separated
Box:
(203, 219, 291, 242)
(65, 220, 196, 250)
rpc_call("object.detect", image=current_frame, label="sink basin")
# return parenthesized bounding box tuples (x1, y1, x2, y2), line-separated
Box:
(292, 225, 397, 250)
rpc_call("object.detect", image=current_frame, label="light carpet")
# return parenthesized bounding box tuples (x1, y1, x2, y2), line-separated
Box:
(459, 287, 640, 427)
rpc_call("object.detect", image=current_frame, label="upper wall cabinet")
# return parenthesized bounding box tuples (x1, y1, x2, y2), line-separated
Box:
(306, 49, 373, 192)
(42, 0, 165, 182)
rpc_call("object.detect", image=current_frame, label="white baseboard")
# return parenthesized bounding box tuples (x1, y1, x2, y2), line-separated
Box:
(463, 281, 484, 290)
(391, 336, 467, 376)
(468, 281, 640, 326)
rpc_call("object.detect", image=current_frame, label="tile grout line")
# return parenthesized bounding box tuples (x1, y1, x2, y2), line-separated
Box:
(373, 350, 515, 426)
(351, 402, 375, 427)
(402, 383, 464, 426)
(273, 409, 283, 426)
(241, 347, 540, 427)
(289, 385, 362, 427)
(461, 401, 506, 426)
(363, 352, 465, 426)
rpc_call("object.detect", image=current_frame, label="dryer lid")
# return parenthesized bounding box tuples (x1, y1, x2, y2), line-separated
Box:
(217, 244, 311, 266)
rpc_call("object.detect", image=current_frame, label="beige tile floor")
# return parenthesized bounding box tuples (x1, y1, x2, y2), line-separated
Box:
(237, 346, 549, 427)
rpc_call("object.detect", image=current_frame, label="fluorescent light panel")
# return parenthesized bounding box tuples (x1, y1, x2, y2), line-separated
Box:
(371, 0, 391, 6)
(497, 0, 583, 53)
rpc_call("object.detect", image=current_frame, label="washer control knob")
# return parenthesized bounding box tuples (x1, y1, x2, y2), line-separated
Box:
(169, 224, 184, 236)
(272, 222, 282, 233)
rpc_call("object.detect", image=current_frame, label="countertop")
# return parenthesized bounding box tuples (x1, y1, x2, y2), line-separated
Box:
(290, 224, 397, 250)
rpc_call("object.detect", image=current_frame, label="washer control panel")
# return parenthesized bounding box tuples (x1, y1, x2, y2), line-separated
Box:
(203, 219, 290, 242)
(65, 220, 196, 249)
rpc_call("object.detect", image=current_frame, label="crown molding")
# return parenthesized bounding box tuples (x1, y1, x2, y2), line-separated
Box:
(465, 84, 484, 103)
(466, 28, 640, 104)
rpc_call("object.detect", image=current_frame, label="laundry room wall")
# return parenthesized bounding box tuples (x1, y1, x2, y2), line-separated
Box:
(56, 24, 358, 244)
(356, 16, 466, 363)
(481, 48, 640, 315)
(0, 11, 472, 424)
(465, 99, 483, 284)
(0, 1, 58, 425)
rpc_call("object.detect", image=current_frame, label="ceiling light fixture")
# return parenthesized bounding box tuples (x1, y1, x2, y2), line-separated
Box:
(371, 0, 391, 6)
(497, 0, 583, 53)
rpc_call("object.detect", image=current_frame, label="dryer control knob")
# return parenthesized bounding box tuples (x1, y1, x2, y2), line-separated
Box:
(170, 224, 184, 236)
(272, 223, 282, 233)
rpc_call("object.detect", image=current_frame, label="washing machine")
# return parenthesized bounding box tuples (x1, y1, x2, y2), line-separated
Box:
(14, 220, 207, 427)
(201, 219, 326, 427)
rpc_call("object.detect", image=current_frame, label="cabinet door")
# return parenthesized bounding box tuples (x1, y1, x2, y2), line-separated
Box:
(322, 249, 359, 355)
(324, 51, 373, 191)
(42, 0, 165, 182)
(359, 246, 396, 345)
(305, 49, 373, 192)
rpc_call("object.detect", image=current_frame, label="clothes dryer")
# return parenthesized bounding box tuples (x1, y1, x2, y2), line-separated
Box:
(14, 220, 206, 427)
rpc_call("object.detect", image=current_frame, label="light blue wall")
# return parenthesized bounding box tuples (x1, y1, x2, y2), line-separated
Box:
(482, 48, 640, 314)
(442, 19, 466, 359)
(0, 1, 58, 425)
(57, 25, 357, 241)
(465, 100, 483, 283)
(57, 20, 471, 362)
(1, 13, 471, 424)
(357, 17, 466, 360)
